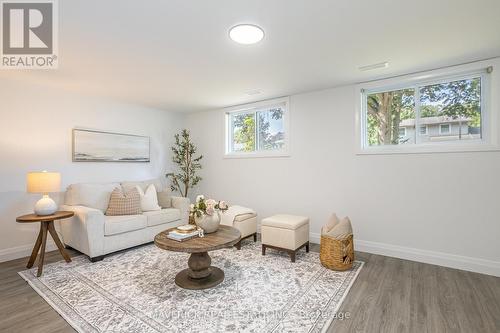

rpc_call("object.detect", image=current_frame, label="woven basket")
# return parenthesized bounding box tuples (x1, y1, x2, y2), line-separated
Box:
(319, 234, 354, 271)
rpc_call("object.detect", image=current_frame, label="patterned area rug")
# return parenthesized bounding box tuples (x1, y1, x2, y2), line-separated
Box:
(19, 240, 363, 333)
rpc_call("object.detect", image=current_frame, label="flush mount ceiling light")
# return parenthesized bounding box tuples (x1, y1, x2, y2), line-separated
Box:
(229, 24, 264, 45)
(358, 61, 389, 71)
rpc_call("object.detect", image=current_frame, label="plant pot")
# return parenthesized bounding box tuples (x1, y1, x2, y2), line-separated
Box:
(194, 212, 220, 233)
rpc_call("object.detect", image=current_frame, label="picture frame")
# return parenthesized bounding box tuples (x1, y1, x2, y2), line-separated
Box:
(72, 129, 150, 162)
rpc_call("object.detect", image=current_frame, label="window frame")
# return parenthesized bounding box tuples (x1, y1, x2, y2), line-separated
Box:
(399, 127, 407, 137)
(419, 125, 428, 135)
(439, 123, 451, 135)
(355, 60, 498, 155)
(224, 97, 290, 158)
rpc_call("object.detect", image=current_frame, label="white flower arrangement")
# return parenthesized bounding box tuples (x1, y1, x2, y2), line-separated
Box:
(190, 195, 228, 218)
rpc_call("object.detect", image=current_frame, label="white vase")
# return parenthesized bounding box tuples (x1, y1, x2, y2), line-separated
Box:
(195, 212, 221, 234)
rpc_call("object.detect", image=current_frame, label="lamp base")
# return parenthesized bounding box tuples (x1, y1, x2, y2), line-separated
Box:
(34, 195, 58, 216)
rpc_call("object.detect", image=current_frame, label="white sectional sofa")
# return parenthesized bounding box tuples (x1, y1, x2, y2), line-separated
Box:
(59, 179, 189, 261)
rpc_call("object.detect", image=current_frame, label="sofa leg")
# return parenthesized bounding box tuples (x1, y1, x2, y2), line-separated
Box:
(89, 255, 104, 263)
(253, 233, 257, 242)
(262, 244, 266, 255)
(305, 241, 310, 253)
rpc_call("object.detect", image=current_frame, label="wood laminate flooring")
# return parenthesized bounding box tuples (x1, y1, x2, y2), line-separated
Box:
(0, 241, 498, 333)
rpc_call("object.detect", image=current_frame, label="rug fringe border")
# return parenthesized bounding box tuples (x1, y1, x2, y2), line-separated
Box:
(320, 261, 365, 333)
(18, 271, 89, 333)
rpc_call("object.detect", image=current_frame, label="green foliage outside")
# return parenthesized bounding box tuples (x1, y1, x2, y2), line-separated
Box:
(367, 88, 415, 145)
(367, 77, 481, 145)
(232, 108, 284, 151)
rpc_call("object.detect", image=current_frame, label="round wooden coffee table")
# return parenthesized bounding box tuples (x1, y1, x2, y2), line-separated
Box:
(154, 225, 241, 290)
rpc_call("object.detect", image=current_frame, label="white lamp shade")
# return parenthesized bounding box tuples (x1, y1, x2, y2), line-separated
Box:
(27, 171, 61, 194)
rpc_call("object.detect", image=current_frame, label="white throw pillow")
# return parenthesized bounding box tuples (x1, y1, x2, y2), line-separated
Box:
(136, 184, 161, 212)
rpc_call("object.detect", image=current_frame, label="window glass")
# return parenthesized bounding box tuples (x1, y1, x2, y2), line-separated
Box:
(419, 77, 481, 142)
(257, 107, 285, 151)
(366, 88, 415, 146)
(226, 101, 288, 155)
(363, 75, 484, 148)
(231, 112, 255, 152)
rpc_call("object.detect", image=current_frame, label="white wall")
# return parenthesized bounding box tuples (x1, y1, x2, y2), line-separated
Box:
(187, 61, 500, 276)
(0, 79, 184, 262)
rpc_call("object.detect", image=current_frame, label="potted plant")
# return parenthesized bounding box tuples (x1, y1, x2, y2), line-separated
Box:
(166, 129, 203, 198)
(190, 195, 228, 233)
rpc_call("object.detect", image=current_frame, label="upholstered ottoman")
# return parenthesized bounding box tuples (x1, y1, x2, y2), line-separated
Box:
(261, 214, 309, 262)
(220, 206, 257, 250)
(233, 212, 258, 249)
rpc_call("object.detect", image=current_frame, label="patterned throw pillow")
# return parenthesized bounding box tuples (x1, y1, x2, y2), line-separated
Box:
(105, 187, 142, 216)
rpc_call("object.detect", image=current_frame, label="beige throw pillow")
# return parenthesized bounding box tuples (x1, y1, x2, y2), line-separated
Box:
(322, 213, 340, 235)
(106, 187, 142, 216)
(157, 191, 172, 208)
(327, 217, 353, 239)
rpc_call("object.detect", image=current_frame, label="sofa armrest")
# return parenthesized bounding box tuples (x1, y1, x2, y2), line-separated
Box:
(171, 196, 190, 224)
(60, 205, 105, 257)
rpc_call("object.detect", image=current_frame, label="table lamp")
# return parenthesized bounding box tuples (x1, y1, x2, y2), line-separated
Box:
(27, 171, 61, 216)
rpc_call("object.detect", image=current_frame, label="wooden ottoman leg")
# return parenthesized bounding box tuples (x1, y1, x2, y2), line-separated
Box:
(262, 244, 266, 255)
(253, 233, 257, 242)
(235, 240, 242, 250)
(290, 250, 296, 263)
(306, 241, 310, 253)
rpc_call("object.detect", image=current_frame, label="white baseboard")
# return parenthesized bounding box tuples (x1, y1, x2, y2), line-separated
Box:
(0, 240, 57, 263)
(310, 232, 500, 277)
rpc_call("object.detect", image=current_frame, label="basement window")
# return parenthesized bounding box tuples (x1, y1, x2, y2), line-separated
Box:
(358, 65, 494, 154)
(225, 97, 290, 157)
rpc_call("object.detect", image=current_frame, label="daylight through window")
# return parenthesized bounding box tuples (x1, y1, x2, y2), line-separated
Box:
(226, 100, 288, 156)
(363, 74, 485, 148)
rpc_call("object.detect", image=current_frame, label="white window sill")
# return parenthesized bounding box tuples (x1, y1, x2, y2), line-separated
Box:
(224, 151, 290, 159)
(357, 143, 500, 155)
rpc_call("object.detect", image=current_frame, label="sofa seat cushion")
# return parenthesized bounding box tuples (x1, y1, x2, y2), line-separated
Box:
(261, 214, 309, 230)
(105, 214, 147, 236)
(143, 208, 181, 227)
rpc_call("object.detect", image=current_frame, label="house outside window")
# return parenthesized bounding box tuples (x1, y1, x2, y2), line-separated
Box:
(225, 97, 290, 157)
(356, 62, 495, 154)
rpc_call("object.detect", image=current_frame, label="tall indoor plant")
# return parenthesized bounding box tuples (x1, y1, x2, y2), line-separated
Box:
(166, 129, 203, 197)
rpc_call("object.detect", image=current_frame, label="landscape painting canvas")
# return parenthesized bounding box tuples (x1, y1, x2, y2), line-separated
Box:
(73, 129, 150, 162)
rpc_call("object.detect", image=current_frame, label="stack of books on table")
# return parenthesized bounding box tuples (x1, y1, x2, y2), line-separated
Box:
(167, 229, 200, 242)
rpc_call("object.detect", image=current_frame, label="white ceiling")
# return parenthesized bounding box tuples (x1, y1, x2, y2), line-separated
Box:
(2, 0, 500, 112)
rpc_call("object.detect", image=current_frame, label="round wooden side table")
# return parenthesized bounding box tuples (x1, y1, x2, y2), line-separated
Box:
(154, 225, 241, 290)
(16, 211, 74, 277)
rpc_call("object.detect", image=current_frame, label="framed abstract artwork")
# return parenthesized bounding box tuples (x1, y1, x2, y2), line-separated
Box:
(72, 129, 150, 162)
